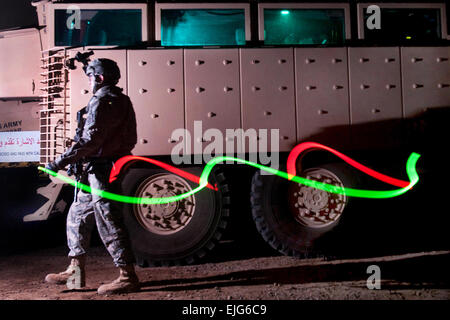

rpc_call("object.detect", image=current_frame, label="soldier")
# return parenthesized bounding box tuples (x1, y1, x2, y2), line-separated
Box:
(44, 58, 139, 295)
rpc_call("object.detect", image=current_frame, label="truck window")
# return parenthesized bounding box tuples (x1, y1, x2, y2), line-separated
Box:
(161, 9, 246, 46)
(54, 9, 142, 46)
(263, 9, 346, 45)
(363, 8, 442, 42)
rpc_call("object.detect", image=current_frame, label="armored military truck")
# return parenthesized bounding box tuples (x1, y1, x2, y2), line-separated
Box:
(1, 0, 449, 265)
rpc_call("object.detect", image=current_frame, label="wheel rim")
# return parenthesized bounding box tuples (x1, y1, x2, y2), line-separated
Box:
(133, 173, 196, 235)
(288, 168, 347, 229)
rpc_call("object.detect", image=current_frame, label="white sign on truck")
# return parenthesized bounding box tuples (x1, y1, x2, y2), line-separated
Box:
(0, 131, 40, 162)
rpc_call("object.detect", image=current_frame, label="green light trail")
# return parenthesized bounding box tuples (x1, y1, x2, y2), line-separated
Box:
(38, 152, 420, 205)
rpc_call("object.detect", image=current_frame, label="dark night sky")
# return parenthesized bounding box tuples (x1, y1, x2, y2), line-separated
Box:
(0, 0, 37, 30)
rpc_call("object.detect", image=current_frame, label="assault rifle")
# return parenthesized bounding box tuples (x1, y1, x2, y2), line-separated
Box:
(67, 106, 87, 202)
(65, 51, 94, 202)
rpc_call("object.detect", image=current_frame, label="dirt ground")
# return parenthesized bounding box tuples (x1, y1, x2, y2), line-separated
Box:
(0, 243, 448, 300)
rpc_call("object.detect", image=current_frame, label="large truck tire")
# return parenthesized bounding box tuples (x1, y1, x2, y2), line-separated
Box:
(250, 164, 354, 258)
(121, 166, 230, 266)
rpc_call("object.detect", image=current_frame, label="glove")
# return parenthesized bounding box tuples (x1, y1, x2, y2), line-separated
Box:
(45, 161, 59, 172)
(45, 157, 69, 172)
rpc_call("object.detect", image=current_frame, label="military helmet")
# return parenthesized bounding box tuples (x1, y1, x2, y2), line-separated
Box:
(85, 58, 121, 85)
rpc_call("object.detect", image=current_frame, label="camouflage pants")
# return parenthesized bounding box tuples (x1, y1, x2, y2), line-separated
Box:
(66, 161, 135, 267)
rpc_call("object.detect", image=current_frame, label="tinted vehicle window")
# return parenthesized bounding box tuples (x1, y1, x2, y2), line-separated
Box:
(364, 8, 441, 42)
(55, 9, 142, 46)
(161, 9, 246, 46)
(264, 9, 346, 45)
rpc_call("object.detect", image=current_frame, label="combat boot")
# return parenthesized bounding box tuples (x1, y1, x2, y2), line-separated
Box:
(45, 256, 86, 287)
(97, 265, 140, 295)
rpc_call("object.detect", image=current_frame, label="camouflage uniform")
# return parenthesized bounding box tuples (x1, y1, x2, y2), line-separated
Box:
(66, 161, 134, 266)
(45, 58, 139, 294)
(55, 82, 137, 267)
